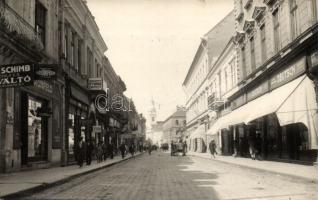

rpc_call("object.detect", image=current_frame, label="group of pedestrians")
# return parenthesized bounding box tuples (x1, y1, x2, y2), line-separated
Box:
(119, 143, 136, 159)
(76, 137, 114, 168)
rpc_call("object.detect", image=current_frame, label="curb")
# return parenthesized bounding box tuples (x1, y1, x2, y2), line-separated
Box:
(189, 154, 318, 184)
(2, 153, 143, 200)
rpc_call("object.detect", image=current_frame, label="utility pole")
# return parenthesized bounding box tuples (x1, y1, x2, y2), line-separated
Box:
(0, 88, 7, 173)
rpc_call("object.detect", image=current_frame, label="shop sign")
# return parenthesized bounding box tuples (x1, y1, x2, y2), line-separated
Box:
(79, 119, 92, 126)
(247, 81, 269, 102)
(231, 94, 246, 109)
(270, 57, 306, 90)
(34, 64, 57, 80)
(93, 125, 102, 133)
(88, 78, 103, 90)
(0, 63, 34, 88)
(34, 80, 53, 94)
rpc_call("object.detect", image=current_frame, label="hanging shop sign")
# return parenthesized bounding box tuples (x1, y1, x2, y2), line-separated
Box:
(0, 63, 34, 88)
(34, 80, 53, 94)
(88, 78, 103, 90)
(34, 64, 57, 80)
(79, 119, 92, 126)
(270, 57, 306, 90)
(93, 125, 102, 133)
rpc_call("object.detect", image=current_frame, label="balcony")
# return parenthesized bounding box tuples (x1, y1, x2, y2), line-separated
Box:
(0, 1, 44, 51)
(207, 94, 224, 111)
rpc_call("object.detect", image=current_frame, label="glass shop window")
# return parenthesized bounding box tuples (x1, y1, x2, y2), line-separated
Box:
(68, 113, 75, 155)
(28, 96, 47, 160)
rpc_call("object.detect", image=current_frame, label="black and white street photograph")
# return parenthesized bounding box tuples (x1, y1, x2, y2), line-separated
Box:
(1, 0, 318, 199)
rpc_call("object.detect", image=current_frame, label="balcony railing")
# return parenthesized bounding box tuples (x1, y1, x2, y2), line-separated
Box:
(0, 1, 44, 51)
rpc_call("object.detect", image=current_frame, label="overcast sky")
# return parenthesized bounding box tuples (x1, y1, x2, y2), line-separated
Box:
(87, 0, 233, 123)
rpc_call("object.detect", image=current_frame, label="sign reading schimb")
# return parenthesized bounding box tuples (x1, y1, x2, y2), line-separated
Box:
(0, 63, 34, 88)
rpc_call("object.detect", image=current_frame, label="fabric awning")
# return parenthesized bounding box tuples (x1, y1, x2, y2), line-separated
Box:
(276, 76, 318, 149)
(189, 125, 206, 139)
(207, 75, 306, 135)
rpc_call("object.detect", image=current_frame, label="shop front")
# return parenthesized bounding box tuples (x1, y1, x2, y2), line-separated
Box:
(66, 82, 90, 164)
(189, 124, 206, 153)
(209, 56, 318, 164)
(12, 78, 63, 170)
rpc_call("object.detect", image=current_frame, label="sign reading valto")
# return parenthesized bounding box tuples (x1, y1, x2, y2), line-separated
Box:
(0, 63, 34, 88)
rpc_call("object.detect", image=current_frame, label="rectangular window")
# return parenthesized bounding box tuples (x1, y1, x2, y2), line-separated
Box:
(230, 58, 236, 86)
(78, 39, 82, 73)
(260, 25, 267, 63)
(64, 24, 68, 59)
(273, 10, 281, 53)
(241, 47, 247, 79)
(70, 32, 75, 66)
(250, 37, 256, 71)
(35, 1, 46, 46)
(87, 48, 92, 77)
(290, 0, 299, 39)
(312, 0, 317, 23)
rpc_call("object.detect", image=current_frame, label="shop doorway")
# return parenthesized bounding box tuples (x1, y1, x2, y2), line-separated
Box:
(21, 93, 48, 165)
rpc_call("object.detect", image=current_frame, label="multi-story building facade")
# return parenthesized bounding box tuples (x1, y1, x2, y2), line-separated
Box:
(182, 10, 235, 153)
(60, 0, 110, 164)
(209, 0, 318, 163)
(162, 106, 186, 144)
(0, 0, 62, 172)
(205, 38, 239, 155)
(0, 0, 133, 172)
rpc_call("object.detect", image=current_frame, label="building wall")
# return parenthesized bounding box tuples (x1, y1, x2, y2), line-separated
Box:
(0, 0, 61, 172)
(235, 0, 318, 80)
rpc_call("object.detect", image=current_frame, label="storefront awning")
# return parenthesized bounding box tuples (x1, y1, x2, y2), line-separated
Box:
(189, 124, 206, 139)
(276, 76, 318, 149)
(207, 75, 307, 135)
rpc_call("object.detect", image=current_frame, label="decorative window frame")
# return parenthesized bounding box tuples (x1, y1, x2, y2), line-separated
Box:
(243, 20, 256, 38)
(252, 6, 266, 27)
(244, 0, 253, 9)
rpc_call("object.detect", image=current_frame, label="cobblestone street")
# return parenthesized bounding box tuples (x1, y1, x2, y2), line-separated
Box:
(15, 152, 318, 200)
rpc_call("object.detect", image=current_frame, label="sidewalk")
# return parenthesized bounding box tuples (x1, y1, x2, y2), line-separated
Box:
(188, 152, 318, 182)
(0, 153, 142, 198)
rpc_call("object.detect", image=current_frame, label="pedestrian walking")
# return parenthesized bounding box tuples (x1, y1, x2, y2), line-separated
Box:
(97, 142, 103, 163)
(102, 142, 108, 161)
(119, 142, 126, 159)
(77, 137, 85, 167)
(108, 143, 114, 159)
(248, 137, 256, 160)
(209, 139, 217, 158)
(170, 141, 174, 156)
(86, 139, 94, 165)
(182, 141, 187, 156)
(129, 143, 135, 159)
(148, 144, 152, 155)
(255, 133, 262, 160)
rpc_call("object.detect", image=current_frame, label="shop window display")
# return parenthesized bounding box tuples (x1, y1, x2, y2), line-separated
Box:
(27, 96, 47, 161)
(68, 114, 75, 155)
